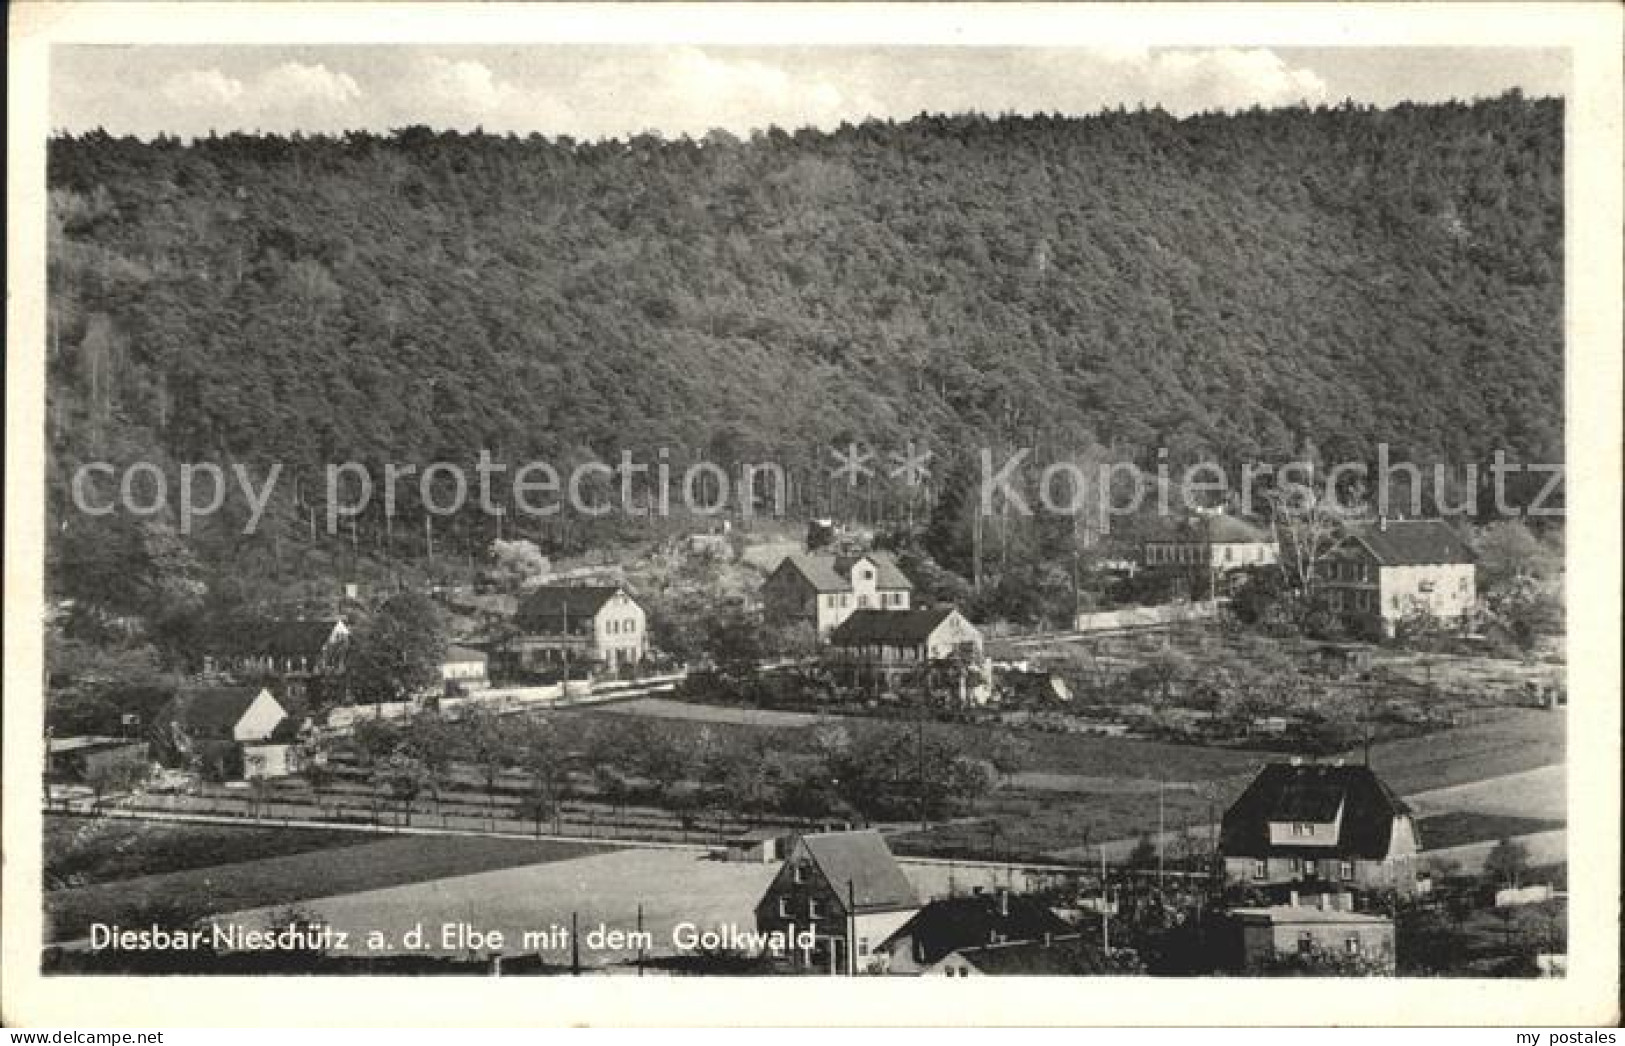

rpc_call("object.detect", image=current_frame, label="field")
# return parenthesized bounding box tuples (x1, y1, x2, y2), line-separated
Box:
(581, 699, 1566, 864)
(47, 830, 605, 943)
(217, 847, 777, 966)
(1354, 709, 1564, 795)
(1413, 812, 1566, 851)
(44, 816, 372, 891)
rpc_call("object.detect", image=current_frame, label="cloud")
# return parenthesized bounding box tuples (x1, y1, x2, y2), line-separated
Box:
(1147, 49, 1330, 112)
(418, 56, 515, 115)
(255, 62, 363, 110)
(159, 69, 244, 109)
(154, 61, 361, 130)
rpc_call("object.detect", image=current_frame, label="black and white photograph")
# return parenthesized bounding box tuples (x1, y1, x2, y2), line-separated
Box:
(5, 0, 1620, 1029)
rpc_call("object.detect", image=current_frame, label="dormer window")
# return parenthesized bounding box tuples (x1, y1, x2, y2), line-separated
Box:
(792, 862, 809, 885)
(860, 568, 873, 581)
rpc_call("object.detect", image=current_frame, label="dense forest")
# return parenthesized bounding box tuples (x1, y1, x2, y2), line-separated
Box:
(45, 93, 1562, 584)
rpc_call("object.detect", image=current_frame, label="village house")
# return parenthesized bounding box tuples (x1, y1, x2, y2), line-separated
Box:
(874, 889, 1074, 974)
(1220, 761, 1422, 897)
(825, 607, 989, 699)
(1141, 513, 1278, 572)
(440, 645, 490, 693)
(754, 830, 922, 975)
(509, 584, 647, 673)
(150, 685, 291, 781)
(198, 619, 349, 695)
(762, 551, 914, 634)
(1222, 893, 1396, 973)
(1317, 518, 1477, 636)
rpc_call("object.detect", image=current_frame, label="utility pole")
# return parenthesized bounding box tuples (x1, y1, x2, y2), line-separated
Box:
(636, 903, 645, 976)
(917, 703, 927, 834)
(570, 911, 580, 975)
(1157, 780, 1166, 890)
(1100, 845, 1110, 954)
(847, 879, 858, 976)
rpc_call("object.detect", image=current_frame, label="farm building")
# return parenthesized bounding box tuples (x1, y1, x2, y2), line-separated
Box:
(875, 890, 1074, 974)
(1222, 894, 1396, 973)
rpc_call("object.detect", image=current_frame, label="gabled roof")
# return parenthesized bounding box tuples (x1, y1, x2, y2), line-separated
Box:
(443, 645, 488, 664)
(1337, 519, 1475, 566)
(1143, 514, 1272, 545)
(203, 619, 344, 659)
(773, 551, 914, 592)
(157, 686, 280, 741)
(1221, 763, 1412, 860)
(882, 893, 1073, 966)
(828, 607, 963, 646)
(800, 830, 919, 913)
(515, 585, 630, 630)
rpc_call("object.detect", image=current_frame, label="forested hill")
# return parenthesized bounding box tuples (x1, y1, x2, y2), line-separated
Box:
(47, 94, 1562, 517)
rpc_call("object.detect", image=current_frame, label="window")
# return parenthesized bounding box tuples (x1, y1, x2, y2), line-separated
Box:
(1289, 857, 1302, 874)
(857, 937, 869, 957)
(777, 898, 790, 918)
(1345, 935, 1361, 956)
(1418, 580, 1435, 593)
(1304, 860, 1319, 878)
(807, 899, 821, 920)
(1252, 859, 1267, 881)
(1297, 932, 1314, 956)
(859, 596, 870, 608)
(792, 862, 808, 884)
(1340, 860, 1355, 881)
(860, 569, 873, 581)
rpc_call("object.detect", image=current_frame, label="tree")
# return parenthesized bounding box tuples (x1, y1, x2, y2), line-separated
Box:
(487, 538, 551, 589)
(460, 709, 515, 828)
(514, 716, 567, 836)
(1474, 521, 1560, 592)
(1265, 479, 1350, 598)
(345, 592, 447, 706)
(1483, 837, 1530, 888)
(374, 752, 430, 827)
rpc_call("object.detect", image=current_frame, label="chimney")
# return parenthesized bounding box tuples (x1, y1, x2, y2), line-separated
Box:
(1378, 515, 1389, 533)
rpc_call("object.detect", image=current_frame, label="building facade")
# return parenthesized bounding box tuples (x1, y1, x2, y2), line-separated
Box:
(754, 830, 922, 974)
(509, 585, 647, 673)
(1224, 896, 1396, 973)
(1316, 518, 1476, 637)
(762, 552, 914, 634)
(825, 607, 988, 698)
(1220, 761, 1423, 897)
(199, 619, 349, 681)
(1141, 514, 1278, 572)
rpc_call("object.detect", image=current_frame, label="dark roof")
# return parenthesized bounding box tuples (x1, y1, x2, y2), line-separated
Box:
(949, 935, 1104, 975)
(443, 645, 488, 664)
(828, 607, 962, 646)
(1221, 763, 1412, 860)
(773, 552, 914, 592)
(1338, 519, 1475, 566)
(157, 686, 279, 741)
(881, 893, 1073, 966)
(801, 830, 919, 913)
(203, 619, 344, 659)
(1143, 514, 1272, 545)
(515, 586, 629, 631)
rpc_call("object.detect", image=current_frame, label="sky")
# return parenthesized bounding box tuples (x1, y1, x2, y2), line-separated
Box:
(49, 45, 1569, 141)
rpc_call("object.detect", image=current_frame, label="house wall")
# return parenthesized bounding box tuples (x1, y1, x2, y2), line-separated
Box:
(1223, 852, 1421, 897)
(1378, 563, 1476, 626)
(1239, 917, 1395, 972)
(232, 690, 287, 743)
(593, 591, 647, 668)
(242, 742, 298, 780)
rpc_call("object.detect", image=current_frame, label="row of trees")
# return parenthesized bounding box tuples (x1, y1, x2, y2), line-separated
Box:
(329, 709, 1004, 831)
